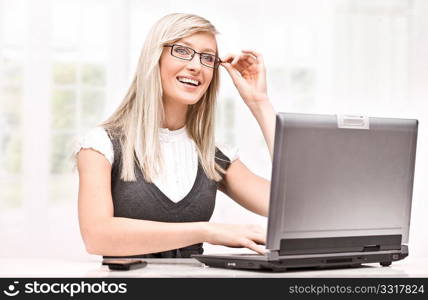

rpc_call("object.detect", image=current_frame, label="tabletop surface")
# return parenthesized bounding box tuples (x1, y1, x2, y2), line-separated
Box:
(1, 256, 427, 278)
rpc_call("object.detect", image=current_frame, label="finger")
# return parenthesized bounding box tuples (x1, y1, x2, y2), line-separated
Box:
(244, 240, 268, 255)
(221, 55, 246, 74)
(221, 53, 236, 64)
(252, 233, 266, 245)
(239, 59, 256, 75)
(220, 54, 256, 82)
(241, 51, 257, 63)
(241, 49, 260, 58)
(230, 53, 242, 67)
(221, 62, 242, 84)
(222, 53, 253, 72)
(241, 50, 264, 65)
(232, 54, 255, 74)
(236, 59, 251, 71)
(232, 53, 255, 67)
(243, 54, 257, 66)
(248, 226, 266, 245)
(222, 52, 258, 67)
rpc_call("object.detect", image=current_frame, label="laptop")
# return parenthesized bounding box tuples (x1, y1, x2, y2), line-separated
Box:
(192, 112, 418, 271)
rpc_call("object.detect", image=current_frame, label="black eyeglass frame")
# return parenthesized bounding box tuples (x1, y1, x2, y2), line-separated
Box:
(163, 44, 222, 69)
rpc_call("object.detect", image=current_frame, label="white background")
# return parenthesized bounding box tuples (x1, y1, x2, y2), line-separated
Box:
(0, 0, 427, 260)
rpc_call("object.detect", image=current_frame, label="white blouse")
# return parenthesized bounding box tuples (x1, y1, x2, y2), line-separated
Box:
(74, 127, 239, 203)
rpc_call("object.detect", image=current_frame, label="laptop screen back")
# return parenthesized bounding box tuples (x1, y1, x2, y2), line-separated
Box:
(267, 113, 418, 251)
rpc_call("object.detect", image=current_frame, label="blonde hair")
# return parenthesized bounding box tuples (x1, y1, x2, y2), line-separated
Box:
(102, 13, 224, 182)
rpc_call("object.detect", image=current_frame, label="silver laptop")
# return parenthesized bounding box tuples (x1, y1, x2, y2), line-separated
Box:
(192, 112, 418, 271)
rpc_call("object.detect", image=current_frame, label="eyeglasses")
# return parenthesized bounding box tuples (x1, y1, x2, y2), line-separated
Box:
(164, 44, 222, 69)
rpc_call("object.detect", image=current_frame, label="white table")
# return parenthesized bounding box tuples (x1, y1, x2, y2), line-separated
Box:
(1, 257, 427, 278)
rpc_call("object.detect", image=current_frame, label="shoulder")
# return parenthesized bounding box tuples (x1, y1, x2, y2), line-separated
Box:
(73, 126, 114, 165)
(215, 142, 239, 172)
(216, 142, 239, 163)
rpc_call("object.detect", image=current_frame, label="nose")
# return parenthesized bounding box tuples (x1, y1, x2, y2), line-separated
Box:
(186, 54, 202, 72)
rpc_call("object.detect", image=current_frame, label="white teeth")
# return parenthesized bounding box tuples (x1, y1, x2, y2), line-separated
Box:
(177, 77, 200, 86)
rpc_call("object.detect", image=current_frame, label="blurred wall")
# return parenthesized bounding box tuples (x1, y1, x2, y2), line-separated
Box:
(0, 0, 427, 259)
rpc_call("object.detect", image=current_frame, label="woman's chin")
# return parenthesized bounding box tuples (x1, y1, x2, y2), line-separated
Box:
(164, 91, 204, 106)
(178, 96, 202, 106)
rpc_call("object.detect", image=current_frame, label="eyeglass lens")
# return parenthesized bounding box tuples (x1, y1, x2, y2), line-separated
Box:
(171, 45, 218, 68)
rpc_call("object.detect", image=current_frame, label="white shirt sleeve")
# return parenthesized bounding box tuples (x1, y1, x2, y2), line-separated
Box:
(73, 127, 114, 166)
(216, 142, 239, 163)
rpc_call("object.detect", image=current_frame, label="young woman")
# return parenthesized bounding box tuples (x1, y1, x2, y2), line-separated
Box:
(75, 13, 276, 258)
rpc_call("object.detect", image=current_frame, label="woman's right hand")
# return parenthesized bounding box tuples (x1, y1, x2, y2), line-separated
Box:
(204, 223, 267, 255)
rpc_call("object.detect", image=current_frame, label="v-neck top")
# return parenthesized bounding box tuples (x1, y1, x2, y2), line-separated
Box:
(104, 132, 232, 258)
(74, 126, 238, 202)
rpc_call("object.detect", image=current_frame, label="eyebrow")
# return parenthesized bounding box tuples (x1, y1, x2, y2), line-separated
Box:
(179, 40, 216, 54)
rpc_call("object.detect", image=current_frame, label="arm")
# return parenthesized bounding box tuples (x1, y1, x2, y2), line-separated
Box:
(218, 50, 274, 216)
(219, 159, 270, 217)
(221, 50, 276, 159)
(248, 102, 276, 159)
(77, 149, 206, 256)
(77, 149, 267, 255)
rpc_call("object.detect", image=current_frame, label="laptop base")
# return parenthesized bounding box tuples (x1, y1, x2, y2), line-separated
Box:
(191, 245, 408, 272)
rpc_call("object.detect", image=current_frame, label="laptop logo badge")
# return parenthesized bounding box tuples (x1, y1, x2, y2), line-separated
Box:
(337, 115, 370, 130)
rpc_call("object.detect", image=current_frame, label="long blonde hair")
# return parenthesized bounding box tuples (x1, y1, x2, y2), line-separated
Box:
(102, 13, 224, 182)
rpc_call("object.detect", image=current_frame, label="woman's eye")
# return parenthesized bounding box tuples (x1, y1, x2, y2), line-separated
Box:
(174, 46, 190, 55)
(202, 54, 215, 63)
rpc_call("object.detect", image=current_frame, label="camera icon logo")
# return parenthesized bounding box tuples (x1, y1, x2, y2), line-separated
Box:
(3, 281, 20, 297)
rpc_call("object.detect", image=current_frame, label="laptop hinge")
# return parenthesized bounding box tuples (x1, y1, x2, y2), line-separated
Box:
(279, 235, 402, 256)
(267, 250, 280, 261)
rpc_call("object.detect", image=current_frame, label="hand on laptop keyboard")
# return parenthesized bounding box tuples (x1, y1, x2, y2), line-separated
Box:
(204, 223, 268, 255)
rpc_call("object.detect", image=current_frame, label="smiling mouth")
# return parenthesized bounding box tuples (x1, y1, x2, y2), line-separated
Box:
(177, 76, 200, 87)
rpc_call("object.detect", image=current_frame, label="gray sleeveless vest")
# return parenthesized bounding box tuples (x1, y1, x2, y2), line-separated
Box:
(104, 134, 231, 258)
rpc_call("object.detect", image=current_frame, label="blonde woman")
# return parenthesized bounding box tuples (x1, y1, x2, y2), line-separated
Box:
(75, 13, 276, 258)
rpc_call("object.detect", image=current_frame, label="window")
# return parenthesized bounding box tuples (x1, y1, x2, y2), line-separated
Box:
(0, 0, 26, 209)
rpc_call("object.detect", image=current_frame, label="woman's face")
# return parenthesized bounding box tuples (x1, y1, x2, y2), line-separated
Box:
(160, 32, 217, 107)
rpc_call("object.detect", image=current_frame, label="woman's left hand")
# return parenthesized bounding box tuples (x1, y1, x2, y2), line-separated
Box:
(221, 50, 269, 108)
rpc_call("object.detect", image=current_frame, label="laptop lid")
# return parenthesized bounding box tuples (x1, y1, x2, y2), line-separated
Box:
(267, 113, 418, 255)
